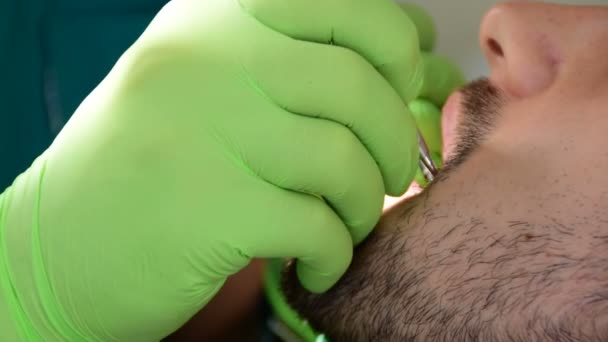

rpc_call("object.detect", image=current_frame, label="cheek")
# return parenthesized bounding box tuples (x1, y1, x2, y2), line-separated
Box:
(426, 142, 540, 222)
(559, 22, 608, 94)
(559, 61, 608, 101)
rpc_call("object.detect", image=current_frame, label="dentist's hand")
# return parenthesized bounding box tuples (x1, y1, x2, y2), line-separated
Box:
(399, 3, 465, 185)
(1, 0, 431, 340)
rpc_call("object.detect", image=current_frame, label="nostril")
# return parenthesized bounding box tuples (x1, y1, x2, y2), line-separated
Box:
(487, 38, 504, 58)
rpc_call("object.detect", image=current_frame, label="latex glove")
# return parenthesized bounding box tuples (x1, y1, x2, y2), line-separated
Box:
(398, 3, 437, 52)
(412, 55, 465, 187)
(399, 3, 465, 185)
(410, 99, 445, 186)
(0, 0, 427, 340)
(408, 53, 465, 187)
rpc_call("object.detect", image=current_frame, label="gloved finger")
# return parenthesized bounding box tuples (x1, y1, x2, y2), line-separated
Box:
(409, 99, 444, 187)
(238, 185, 353, 293)
(397, 3, 437, 52)
(409, 99, 443, 155)
(418, 52, 466, 107)
(242, 32, 418, 196)
(239, 0, 424, 103)
(237, 104, 384, 245)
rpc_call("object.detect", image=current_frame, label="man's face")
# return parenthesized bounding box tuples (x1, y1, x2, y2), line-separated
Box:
(283, 3, 608, 341)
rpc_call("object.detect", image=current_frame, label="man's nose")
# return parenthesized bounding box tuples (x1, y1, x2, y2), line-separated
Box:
(479, 2, 565, 97)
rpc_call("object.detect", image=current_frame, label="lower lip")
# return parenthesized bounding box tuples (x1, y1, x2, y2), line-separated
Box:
(441, 91, 461, 161)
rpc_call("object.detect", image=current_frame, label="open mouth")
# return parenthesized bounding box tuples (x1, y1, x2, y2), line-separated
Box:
(384, 90, 462, 210)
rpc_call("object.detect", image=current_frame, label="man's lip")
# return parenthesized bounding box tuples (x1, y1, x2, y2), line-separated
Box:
(441, 91, 462, 162)
(385, 91, 462, 210)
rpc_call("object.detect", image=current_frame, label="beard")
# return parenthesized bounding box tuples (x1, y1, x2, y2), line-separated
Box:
(441, 78, 505, 175)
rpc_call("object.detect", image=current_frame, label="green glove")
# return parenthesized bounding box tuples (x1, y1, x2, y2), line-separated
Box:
(411, 54, 465, 186)
(399, 3, 465, 186)
(419, 53, 465, 107)
(410, 99, 445, 186)
(0, 0, 436, 340)
(398, 3, 437, 52)
(399, 2, 465, 105)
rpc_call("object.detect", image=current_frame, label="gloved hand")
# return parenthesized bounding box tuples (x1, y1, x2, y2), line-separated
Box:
(0, 0, 453, 340)
(398, 3, 465, 186)
(412, 53, 465, 185)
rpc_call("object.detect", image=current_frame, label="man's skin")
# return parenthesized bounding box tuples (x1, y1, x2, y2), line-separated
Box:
(283, 3, 608, 341)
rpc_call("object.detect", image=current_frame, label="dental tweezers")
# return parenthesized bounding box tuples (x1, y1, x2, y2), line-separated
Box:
(417, 130, 439, 183)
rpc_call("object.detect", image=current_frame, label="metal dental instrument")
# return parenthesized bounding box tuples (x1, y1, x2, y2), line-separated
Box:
(417, 130, 439, 183)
